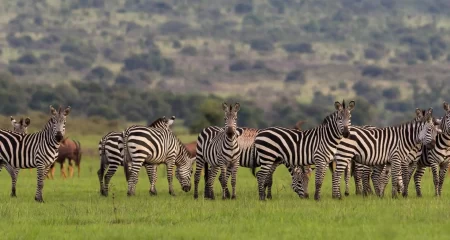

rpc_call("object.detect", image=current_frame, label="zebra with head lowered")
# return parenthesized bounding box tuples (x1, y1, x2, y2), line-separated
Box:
(122, 118, 195, 196)
(97, 116, 175, 197)
(0, 106, 70, 202)
(254, 100, 355, 201)
(413, 102, 450, 197)
(332, 108, 438, 199)
(194, 102, 241, 200)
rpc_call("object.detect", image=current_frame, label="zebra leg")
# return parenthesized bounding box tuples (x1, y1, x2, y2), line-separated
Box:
(313, 160, 328, 201)
(438, 162, 449, 196)
(102, 164, 119, 197)
(266, 161, 281, 199)
(402, 162, 414, 198)
(256, 164, 274, 201)
(331, 160, 348, 199)
(220, 166, 228, 200)
(430, 163, 440, 196)
(413, 165, 426, 197)
(193, 158, 204, 199)
(206, 166, 220, 200)
(219, 166, 231, 199)
(127, 161, 143, 196)
(230, 163, 239, 200)
(390, 158, 403, 199)
(353, 163, 363, 195)
(165, 161, 176, 196)
(363, 166, 374, 196)
(377, 164, 391, 198)
(4, 164, 19, 197)
(344, 162, 351, 196)
(145, 164, 158, 196)
(35, 165, 47, 203)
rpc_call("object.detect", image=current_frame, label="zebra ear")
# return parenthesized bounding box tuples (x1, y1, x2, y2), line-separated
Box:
(334, 101, 342, 111)
(443, 102, 450, 112)
(415, 108, 423, 118)
(24, 117, 31, 126)
(167, 116, 175, 126)
(347, 100, 355, 112)
(222, 102, 229, 112)
(10, 116, 16, 126)
(63, 106, 71, 116)
(234, 103, 240, 112)
(50, 105, 57, 115)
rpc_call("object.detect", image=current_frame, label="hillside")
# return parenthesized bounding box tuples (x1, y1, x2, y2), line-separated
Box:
(1, 0, 450, 128)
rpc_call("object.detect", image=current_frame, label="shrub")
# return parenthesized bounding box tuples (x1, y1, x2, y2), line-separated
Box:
(172, 40, 182, 49)
(86, 66, 113, 82)
(64, 56, 92, 70)
(17, 53, 39, 65)
(382, 87, 400, 100)
(285, 70, 305, 83)
(361, 65, 384, 77)
(352, 81, 372, 95)
(180, 45, 198, 56)
(229, 60, 252, 72)
(282, 43, 313, 54)
(234, 3, 253, 14)
(159, 21, 189, 35)
(364, 48, 383, 60)
(7, 34, 33, 48)
(250, 39, 274, 52)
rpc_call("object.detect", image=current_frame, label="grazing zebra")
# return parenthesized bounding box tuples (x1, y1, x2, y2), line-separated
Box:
(0, 106, 70, 202)
(97, 116, 175, 197)
(332, 108, 438, 199)
(194, 102, 241, 200)
(122, 118, 195, 196)
(254, 100, 355, 201)
(291, 165, 315, 197)
(413, 102, 450, 197)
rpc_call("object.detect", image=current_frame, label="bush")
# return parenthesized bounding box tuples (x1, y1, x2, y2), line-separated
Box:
(234, 3, 253, 14)
(8, 65, 25, 76)
(229, 60, 252, 72)
(86, 66, 113, 82)
(382, 87, 400, 100)
(159, 21, 189, 35)
(17, 53, 39, 65)
(361, 65, 384, 77)
(172, 40, 182, 49)
(64, 56, 92, 70)
(60, 40, 97, 61)
(242, 14, 263, 26)
(413, 48, 429, 61)
(364, 48, 383, 60)
(250, 39, 274, 52)
(285, 70, 305, 83)
(7, 34, 33, 48)
(282, 43, 313, 54)
(352, 81, 372, 95)
(180, 45, 198, 56)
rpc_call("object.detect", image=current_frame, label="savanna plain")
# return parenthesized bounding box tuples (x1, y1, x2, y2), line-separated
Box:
(0, 134, 449, 240)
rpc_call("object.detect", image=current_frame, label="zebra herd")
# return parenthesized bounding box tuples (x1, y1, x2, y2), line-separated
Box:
(0, 100, 449, 203)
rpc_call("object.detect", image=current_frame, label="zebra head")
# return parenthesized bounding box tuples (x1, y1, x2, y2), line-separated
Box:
(334, 99, 355, 138)
(414, 108, 425, 121)
(49, 105, 71, 142)
(222, 102, 240, 138)
(291, 166, 315, 198)
(175, 156, 195, 192)
(10, 116, 31, 134)
(418, 108, 438, 149)
(148, 116, 176, 129)
(441, 101, 450, 135)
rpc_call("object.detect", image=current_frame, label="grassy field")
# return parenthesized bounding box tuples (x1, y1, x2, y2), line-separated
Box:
(0, 136, 450, 240)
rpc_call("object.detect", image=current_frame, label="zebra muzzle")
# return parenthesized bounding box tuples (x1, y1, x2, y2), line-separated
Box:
(55, 132, 63, 142)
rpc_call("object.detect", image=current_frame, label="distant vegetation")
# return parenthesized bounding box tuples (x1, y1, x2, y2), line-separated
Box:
(1, 0, 450, 129)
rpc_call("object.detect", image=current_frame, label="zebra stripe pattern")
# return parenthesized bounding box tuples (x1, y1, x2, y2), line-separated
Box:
(254, 100, 355, 201)
(194, 102, 241, 200)
(122, 119, 194, 196)
(0, 106, 70, 202)
(97, 116, 175, 197)
(332, 108, 437, 199)
(413, 102, 450, 197)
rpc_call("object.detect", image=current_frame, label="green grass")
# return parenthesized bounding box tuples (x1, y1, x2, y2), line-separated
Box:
(1, 154, 449, 240)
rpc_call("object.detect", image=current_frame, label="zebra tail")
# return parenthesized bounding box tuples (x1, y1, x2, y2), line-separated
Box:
(328, 161, 334, 173)
(250, 145, 258, 177)
(122, 132, 131, 182)
(75, 140, 82, 167)
(350, 161, 355, 177)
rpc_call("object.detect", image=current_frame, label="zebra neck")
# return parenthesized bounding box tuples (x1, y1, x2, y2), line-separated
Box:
(35, 119, 60, 147)
(436, 133, 450, 148)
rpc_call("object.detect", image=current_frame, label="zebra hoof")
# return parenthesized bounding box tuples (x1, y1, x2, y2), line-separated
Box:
(231, 195, 236, 200)
(344, 192, 349, 197)
(10, 192, 16, 198)
(267, 194, 272, 200)
(194, 193, 198, 199)
(150, 190, 157, 196)
(34, 196, 44, 203)
(314, 193, 321, 201)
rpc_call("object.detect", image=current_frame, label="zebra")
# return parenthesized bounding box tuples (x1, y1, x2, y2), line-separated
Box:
(194, 102, 241, 200)
(254, 100, 355, 201)
(351, 108, 430, 197)
(0, 106, 70, 202)
(97, 116, 175, 197)
(331, 108, 438, 199)
(122, 119, 195, 196)
(413, 102, 450, 197)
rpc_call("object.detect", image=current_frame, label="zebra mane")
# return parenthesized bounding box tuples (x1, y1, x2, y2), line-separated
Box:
(148, 117, 167, 127)
(320, 111, 338, 126)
